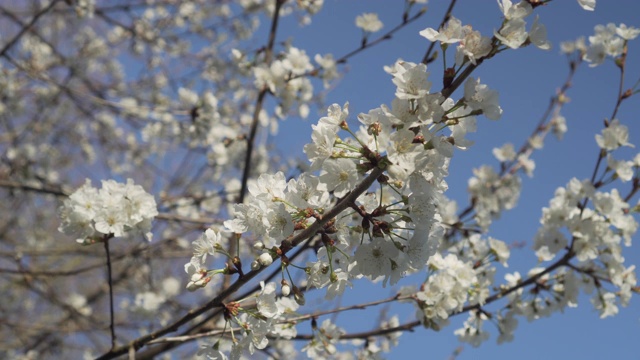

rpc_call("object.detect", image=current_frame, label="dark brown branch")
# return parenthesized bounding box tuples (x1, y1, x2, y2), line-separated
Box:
(103, 237, 117, 350)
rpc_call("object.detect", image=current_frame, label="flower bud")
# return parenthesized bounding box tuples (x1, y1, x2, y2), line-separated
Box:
(330, 271, 338, 283)
(258, 252, 273, 266)
(186, 271, 209, 292)
(281, 279, 291, 296)
(251, 260, 260, 270)
(292, 286, 305, 306)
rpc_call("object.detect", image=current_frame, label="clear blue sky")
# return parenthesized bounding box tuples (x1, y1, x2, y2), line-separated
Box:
(269, 1, 640, 359)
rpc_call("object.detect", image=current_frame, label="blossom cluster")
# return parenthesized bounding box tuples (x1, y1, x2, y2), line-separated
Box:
(448, 114, 640, 347)
(58, 179, 158, 244)
(226, 55, 504, 292)
(420, 0, 551, 66)
(574, 23, 640, 66)
(252, 45, 326, 118)
(416, 253, 478, 324)
(190, 50, 506, 356)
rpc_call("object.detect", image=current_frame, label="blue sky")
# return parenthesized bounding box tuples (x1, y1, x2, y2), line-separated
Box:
(269, 1, 640, 359)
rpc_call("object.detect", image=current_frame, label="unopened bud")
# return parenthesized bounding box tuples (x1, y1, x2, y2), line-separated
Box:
(251, 260, 260, 270)
(258, 252, 273, 267)
(330, 271, 338, 283)
(186, 271, 210, 292)
(292, 286, 305, 306)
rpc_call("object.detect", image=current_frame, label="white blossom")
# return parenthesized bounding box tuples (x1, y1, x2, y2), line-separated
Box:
(577, 0, 596, 11)
(256, 281, 280, 318)
(596, 119, 633, 150)
(420, 16, 464, 44)
(355, 13, 383, 33)
(495, 19, 528, 49)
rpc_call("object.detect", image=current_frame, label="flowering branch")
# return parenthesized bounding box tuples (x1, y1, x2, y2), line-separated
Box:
(95, 166, 386, 359)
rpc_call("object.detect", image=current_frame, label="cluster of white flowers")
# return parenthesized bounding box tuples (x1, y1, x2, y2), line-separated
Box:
(534, 121, 638, 262)
(181, 49, 508, 355)
(176, 88, 222, 147)
(224, 171, 330, 248)
(202, 281, 303, 358)
(444, 291, 518, 348)
(521, 114, 639, 324)
(74, 0, 96, 18)
(301, 318, 345, 358)
(253, 46, 315, 118)
(583, 23, 640, 66)
(58, 179, 158, 244)
(415, 254, 478, 325)
(561, 22, 640, 66)
(420, 1, 553, 67)
(468, 165, 521, 230)
(183, 12, 513, 353)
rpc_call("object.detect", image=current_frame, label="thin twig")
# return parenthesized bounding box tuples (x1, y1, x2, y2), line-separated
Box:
(104, 237, 117, 350)
(0, 0, 59, 57)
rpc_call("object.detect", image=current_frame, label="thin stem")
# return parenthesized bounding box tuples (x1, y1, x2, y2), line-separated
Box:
(103, 237, 116, 350)
(288, 6, 427, 82)
(421, 0, 458, 65)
